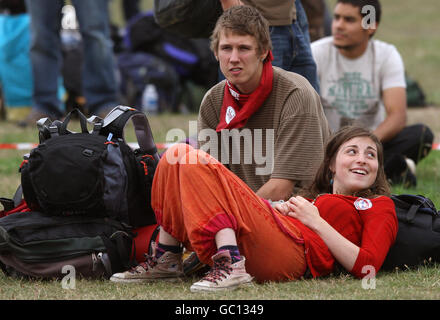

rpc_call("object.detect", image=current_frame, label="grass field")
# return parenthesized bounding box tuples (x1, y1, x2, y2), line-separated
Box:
(0, 0, 439, 301)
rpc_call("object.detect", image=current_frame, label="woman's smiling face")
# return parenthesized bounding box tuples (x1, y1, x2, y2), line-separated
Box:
(330, 136, 379, 195)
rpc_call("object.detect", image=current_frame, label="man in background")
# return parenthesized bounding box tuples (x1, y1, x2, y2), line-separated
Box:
(311, 0, 433, 186)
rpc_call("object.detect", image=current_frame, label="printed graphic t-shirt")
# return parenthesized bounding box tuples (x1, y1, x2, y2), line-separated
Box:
(311, 37, 406, 132)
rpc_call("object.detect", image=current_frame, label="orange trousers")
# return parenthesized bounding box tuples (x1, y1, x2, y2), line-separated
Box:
(151, 143, 307, 282)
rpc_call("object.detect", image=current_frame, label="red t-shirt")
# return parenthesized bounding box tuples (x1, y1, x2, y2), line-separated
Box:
(287, 194, 398, 278)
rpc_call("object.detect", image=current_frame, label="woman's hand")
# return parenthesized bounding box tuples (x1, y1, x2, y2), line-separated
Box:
(276, 196, 360, 272)
(275, 196, 322, 231)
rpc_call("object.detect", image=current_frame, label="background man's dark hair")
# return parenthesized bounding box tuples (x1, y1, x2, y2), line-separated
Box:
(337, 0, 382, 24)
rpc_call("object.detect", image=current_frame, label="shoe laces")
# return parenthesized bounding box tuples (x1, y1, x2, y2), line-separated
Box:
(130, 253, 157, 273)
(202, 257, 233, 284)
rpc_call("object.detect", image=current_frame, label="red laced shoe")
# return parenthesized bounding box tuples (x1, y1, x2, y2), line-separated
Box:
(190, 250, 253, 292)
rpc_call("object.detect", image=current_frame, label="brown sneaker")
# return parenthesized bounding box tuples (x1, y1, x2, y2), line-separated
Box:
(110, 249, 184, 283)
(190, 251, 253, 292)
(183, 251, 209, 276)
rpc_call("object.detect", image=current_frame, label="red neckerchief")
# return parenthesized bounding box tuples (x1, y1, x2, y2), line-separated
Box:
(216, 51, 274, 132)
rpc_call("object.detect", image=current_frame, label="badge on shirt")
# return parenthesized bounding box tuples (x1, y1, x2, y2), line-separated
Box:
(354, 198, 372, 210)
(225, 106, 236, 124)
(228, 86, 240, 100)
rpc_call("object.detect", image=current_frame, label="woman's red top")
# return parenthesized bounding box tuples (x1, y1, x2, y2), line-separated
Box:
(288, 194, 398, 278)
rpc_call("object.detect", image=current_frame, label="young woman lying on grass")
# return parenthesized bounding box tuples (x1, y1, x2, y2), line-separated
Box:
(110, 126, 398, 292)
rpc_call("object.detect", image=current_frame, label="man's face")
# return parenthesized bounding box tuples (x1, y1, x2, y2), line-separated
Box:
(332, 3, 376, 52)
(216, 31, 267, 94)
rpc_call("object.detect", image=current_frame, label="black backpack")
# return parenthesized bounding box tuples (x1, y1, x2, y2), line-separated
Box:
(117, 51, 181, 112)
(382, 194, 440, 270)
(19, 106, 159, 228)
(0, 211, 134, 279)
(405, 72, 427, 107)
(124, 12, 218, 88)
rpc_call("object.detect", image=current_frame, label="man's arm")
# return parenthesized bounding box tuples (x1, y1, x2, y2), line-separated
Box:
(373, 87, 407, 142)
(219, 0, 243, 11)
(256, 178, 295, 201)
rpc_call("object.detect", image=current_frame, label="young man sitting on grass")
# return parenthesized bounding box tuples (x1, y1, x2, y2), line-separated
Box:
(311, 0, 434, 187)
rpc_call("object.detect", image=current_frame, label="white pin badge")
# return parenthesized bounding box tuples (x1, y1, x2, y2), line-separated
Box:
(225, 106, 236, 124)
(354, 198, 373, 210)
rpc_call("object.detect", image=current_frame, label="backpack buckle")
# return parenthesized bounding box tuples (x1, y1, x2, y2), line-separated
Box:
(37, 117, 52, 143)
(49, 124, 60, 137)
(102, 105, 136, 127)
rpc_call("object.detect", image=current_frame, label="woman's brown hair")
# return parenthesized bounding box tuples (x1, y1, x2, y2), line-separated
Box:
(302, 126, 391, 199)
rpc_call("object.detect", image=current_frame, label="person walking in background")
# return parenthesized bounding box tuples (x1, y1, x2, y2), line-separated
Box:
(0, 0, 33, 122)
(301, 0, 333, 42)
(311, 0, 434, 187)
(20, 0, 118, 127)
(219, 0, 320, 92)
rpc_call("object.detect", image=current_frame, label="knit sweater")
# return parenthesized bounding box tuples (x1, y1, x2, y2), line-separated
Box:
(197, 67, 330, 193)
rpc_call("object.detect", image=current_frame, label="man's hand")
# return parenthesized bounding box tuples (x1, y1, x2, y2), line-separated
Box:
(275, 196, 321, 231)
(219, 0, 243, 11)
(275, 195, 360, 272)
(256, 178, 295, 201)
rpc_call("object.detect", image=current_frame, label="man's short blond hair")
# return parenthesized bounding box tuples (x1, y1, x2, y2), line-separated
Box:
(210, 5, 272, 56)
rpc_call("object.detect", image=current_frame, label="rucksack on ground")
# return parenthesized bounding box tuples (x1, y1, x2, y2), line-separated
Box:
(20, 106, 159, 228)
(117, 51, 181, 112)
(382, 194, 440, 270)
(118, 11, 218, 113)
(0, 106, 161, 279)
(123, 12, 218, 88)
(0, 210, 134, 279)
(405, 73, 427, 107)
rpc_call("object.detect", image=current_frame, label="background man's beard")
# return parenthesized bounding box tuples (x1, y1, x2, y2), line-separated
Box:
(334, 44, 357, 51)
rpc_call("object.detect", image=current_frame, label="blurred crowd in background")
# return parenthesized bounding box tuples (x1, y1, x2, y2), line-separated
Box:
(0, 0, 336, 126)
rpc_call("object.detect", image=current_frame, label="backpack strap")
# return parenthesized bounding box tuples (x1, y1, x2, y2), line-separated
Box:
(36, 108, 103, 142)
(147, 225, 161, 256)
(101, 105, 160, 161)
(0, 185, 23, 213)
(60, 108, 101, 135)
(392, 194, 437, 223)
(405, 204, 419, 223)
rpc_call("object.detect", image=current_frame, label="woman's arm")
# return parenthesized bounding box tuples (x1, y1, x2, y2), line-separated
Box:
(275, 196, 360, 271)
(276, 196, 398, 277)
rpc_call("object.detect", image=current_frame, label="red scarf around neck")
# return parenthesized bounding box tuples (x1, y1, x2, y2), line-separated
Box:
(216, 51, 274, 132)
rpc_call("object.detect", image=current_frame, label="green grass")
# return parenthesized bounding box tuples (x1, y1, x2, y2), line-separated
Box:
(0, 265, 439, 300)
